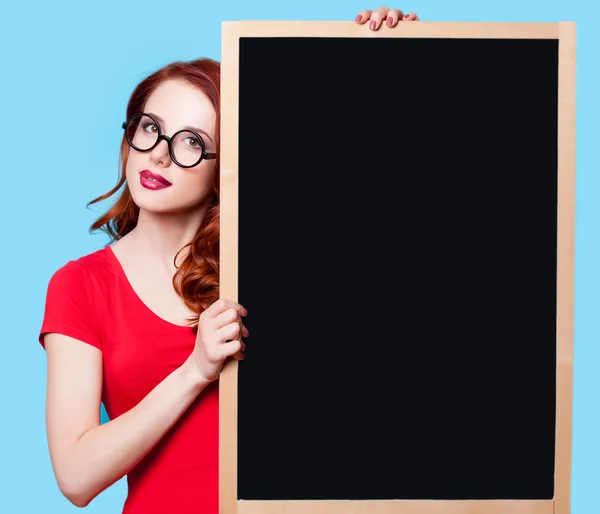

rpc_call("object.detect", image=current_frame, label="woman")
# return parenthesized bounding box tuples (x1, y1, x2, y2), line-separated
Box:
(39, 7, 419, 513)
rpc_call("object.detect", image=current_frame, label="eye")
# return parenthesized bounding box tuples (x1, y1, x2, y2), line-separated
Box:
(184, 136, 202, 149)
(141, 121, 158, 134)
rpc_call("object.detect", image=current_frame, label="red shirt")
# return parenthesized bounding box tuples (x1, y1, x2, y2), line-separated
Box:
(39, 246, 218, 513)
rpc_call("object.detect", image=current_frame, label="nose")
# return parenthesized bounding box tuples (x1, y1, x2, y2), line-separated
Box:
(149, 137, 172, 167)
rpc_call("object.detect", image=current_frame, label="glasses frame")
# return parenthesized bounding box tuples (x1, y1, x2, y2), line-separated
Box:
(122, 112, 217, 168)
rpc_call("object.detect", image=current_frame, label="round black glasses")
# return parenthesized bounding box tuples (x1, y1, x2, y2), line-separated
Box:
(122, 113, 216, 168)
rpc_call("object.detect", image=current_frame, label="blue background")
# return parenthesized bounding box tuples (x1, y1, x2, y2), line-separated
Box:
(0, 0, 595, 512)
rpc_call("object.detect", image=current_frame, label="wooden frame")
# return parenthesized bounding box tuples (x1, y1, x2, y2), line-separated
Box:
(219, 21, 576, 514)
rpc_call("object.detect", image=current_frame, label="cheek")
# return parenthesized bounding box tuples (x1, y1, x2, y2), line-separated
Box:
(125, 155, 140, 181)
(175, 166, 216, 198)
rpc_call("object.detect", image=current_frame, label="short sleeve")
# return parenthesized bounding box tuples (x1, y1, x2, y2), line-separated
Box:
(39, 261, 103, 351)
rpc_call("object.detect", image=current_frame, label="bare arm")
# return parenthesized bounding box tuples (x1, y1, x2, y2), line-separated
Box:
(45, 333, 209, 507)
(45, 298, 247, 508)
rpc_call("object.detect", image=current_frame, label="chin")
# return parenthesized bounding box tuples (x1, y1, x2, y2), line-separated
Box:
(132, 193, 182, 215)
(132, 190, 211, 217)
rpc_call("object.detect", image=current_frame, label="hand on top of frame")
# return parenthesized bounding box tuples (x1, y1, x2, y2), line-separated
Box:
(355, 6, 420, 30)
(190, 298, 249, 383)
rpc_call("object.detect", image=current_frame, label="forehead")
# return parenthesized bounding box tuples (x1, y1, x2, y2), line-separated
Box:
(143, 79, 216, 135)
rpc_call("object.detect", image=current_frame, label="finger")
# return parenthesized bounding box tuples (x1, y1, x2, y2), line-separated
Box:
(207, 298, 248, 318)
(402, 12, 419, 21)
(229, 320, 247, 344)
(385, 8, 403, 27)
(217, 321, 241, 342)
(205, 299, 247, 320)
(369, 7, 389, 31)
(220, 339, 242, 361)
(233, 341, 247, 361)
(206, 298, 237, 317)
(212, 307, 241, 330)
(355, 9, 372, 24)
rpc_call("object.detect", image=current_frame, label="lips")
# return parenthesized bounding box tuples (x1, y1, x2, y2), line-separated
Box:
(139, 169, 172, 190)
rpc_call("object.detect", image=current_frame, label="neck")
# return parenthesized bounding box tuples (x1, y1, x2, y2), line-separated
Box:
(125, 204, 210, 270)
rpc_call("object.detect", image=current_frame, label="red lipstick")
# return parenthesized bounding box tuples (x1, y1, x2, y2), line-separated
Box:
(139, 169, 172, 190)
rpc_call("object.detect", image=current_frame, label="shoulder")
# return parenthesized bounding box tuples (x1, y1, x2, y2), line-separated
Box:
(49, 247, 115, 289)
(44, 247, 120, 314)
(40, 248, 115, 350)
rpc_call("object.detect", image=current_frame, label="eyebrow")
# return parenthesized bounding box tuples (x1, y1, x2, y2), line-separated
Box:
(148, 112, 214, 143)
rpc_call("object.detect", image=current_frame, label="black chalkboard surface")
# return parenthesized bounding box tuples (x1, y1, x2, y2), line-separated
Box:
(219, 21, 575, 514)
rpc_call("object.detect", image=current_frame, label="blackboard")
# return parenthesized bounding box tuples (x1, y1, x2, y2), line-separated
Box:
(219, 21, 575, 514)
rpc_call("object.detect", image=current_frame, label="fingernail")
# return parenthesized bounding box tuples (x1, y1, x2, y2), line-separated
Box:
(370, 21, 376, 30)
(355, 15, 362, 22)
(403, 14, 409, 18)
(386, 18, 392, 26)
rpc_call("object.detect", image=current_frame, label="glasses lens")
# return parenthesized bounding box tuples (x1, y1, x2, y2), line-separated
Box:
(127, 114, 159, 151)
(171, 130, 205, 167)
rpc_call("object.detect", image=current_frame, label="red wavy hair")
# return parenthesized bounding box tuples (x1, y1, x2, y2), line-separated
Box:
(87, 58, 221, 333)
